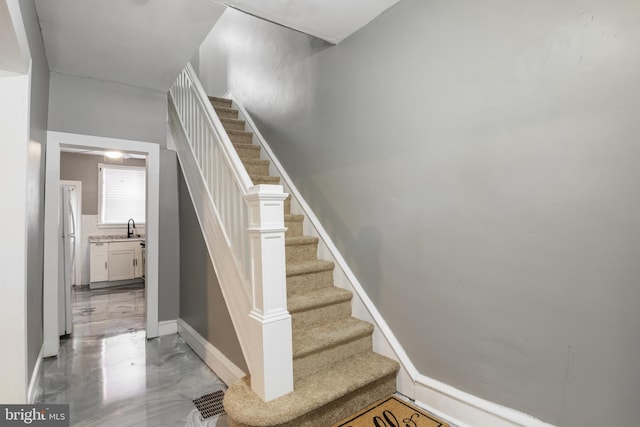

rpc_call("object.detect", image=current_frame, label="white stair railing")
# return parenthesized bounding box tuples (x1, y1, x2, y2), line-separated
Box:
(168, 64, 293, 402)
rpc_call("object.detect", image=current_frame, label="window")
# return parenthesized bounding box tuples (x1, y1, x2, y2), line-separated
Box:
(99, 164, 146, 225)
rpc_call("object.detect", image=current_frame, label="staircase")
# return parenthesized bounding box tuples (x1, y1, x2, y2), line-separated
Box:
(209, 96, 400, 427)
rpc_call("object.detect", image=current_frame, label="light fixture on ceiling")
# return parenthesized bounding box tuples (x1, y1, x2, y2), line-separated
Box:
(105, 151, 123, 159)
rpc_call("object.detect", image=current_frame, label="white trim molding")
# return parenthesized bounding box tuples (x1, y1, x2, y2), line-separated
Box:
(177, 318, 246, 387)
(224, 92, 555, 427)
(27, 345, 44, 404)
(158, 320, 178, 336)
(414, 374, 555, 427)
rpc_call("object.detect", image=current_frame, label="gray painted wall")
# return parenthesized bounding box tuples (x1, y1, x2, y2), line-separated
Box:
(198, 2, 640, 426)
(158, 150, 180, 321)
(48, 72, 167, 145)
(59, 152, 146, 215)
(19, 0, 49, 384)
(178, 166, 248, 372)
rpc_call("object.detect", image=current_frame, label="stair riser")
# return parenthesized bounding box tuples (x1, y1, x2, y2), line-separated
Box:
(215, 108, 239, 119)
(229, 132, 253, 145)
(285, 220, 303, 237)
(286, 243, 318, 263)
(243, 162, 269, 176)
(287, 269, 334, 296)
(293, 336, 372, 384)
(211, 100, 232, 109)
(222, 119, 246, 131)
(235, 147, 261, 160)
(291, 301, 351, 332)
(284, 197, 291, 215)
(252, 177, 280, 185)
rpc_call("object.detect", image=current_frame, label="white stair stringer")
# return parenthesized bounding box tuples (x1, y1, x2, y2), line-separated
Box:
(169, 100, 253, 367)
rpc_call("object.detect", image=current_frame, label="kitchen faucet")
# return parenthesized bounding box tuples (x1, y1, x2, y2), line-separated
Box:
(127, 219, 136, 238)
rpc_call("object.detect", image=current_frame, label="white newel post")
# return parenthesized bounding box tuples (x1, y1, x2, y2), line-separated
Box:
(244, 184, 293, 402)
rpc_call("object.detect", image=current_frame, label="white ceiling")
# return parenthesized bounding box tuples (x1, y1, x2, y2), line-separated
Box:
(32, 0, 398, 91)
(218, 0, 401, 44)
(34, 0, 226, 91)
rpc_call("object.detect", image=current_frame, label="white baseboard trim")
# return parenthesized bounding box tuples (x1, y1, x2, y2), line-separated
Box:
(158, 320, 178, 336)
(414, 374, 555, 427)
(177, 318, 246, 387)
(27, 345, 44, 404)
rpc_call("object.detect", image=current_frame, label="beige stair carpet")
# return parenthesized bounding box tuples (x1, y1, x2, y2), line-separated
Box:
(209, 96, 399, 427)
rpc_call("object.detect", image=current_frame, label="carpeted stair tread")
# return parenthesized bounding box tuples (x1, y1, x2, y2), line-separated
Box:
(209, 96, 232, 108)
(286, 259, 334, 277)
(220, 117, 246, 131)
(292, 317, 373, 359)
(250, 175, 280, 185)
(228, 129, 254, 144)
(285, 236, 319, 246)
(213, 106, 239, 119)
(233, 142, 260, 151)
(227, 129, 252, 137)
(284, 194, 291, 215)
(285, 236, 319, 263)
(242, 159, 270, 176)
(242, 158, 270, 166)
(284, 214, 304, 237)
(288, 287, 352, 313)
(223, 352, 400, 426)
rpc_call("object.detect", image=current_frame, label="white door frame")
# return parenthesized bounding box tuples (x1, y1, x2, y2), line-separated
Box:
(59, 180, 82, 288)
(43, 131, 160, 357)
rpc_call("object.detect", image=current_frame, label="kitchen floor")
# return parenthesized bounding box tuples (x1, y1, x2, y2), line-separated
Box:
(37, 284, 230, 426)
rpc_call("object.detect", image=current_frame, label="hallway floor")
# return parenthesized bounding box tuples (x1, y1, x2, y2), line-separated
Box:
(37, 284, 230, 426)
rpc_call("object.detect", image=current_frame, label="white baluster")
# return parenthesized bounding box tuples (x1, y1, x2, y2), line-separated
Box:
(169, 64, 293, 403)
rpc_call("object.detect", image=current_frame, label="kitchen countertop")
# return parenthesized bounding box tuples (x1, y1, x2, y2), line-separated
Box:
(89, 235, 145, 243)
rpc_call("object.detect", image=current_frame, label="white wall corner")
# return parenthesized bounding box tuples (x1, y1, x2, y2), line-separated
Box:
(158, 320, 178, 336)
(177, 318, 246, 387)
(166, 122, 177, 151)
(27, 345, 44, 404)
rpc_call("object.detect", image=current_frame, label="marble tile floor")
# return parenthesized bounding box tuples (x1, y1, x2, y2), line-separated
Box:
(38, 284, 231, 426)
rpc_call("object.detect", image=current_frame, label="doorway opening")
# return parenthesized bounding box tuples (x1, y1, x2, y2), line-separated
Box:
(43, 131, 160, 357)
(58, 148, 149, 339)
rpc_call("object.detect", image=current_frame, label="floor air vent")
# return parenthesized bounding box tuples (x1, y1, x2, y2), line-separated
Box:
(193, 389, 226, 419)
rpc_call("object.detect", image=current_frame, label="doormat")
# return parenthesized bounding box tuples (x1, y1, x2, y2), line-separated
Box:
(331, 395, 449, 427)
(193, 389, 226, 419)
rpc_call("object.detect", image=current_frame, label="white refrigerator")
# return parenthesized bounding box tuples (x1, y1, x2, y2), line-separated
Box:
(58, 185, 76, 335)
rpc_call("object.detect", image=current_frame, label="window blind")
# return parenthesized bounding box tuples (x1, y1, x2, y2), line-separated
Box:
(99, 164, 146, 224)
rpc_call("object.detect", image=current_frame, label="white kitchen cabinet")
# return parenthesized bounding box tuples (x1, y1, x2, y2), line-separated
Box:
(109, 242, 138, 282)
(89, 242, 109, 282)
(90, 239, 144, 285)
(134, 244, 143, 278)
